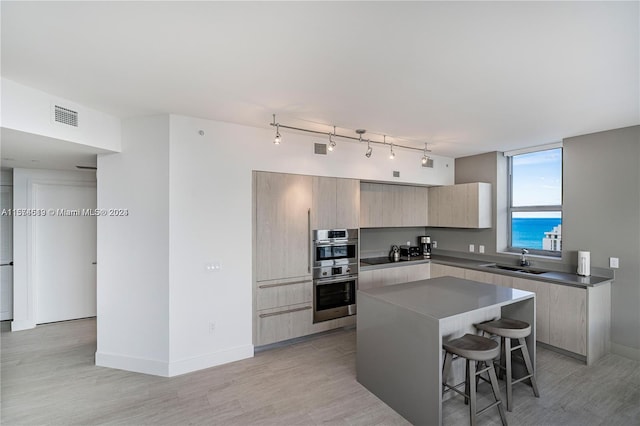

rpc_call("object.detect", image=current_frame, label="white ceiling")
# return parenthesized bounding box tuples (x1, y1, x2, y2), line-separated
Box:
(1, 1, 638, 159)
(1, 128, 108, 172)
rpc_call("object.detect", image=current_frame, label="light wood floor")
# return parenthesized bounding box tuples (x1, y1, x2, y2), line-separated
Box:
(1, 319, 638, 425)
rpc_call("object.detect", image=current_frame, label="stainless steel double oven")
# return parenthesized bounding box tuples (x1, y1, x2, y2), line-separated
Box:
(312, 229, 358, 323)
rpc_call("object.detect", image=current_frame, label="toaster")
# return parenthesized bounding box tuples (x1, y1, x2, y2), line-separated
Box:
(400, 245, 422, 260)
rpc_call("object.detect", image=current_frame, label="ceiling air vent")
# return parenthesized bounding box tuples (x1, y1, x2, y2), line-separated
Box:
(314, 143, 327, 155)
(53, 105, 79, 127)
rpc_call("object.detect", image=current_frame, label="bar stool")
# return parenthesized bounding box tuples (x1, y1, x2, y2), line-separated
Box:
(475, 318, 540, 412)
(442, 333, 508, 426)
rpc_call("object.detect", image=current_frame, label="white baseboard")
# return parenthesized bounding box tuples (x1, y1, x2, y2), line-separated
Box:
(11, 319, 36, 331)
(168, 344, 254, 377)
(95, 351, 170, 377)
(611, 342, 640, 361)
(95, 344, 255, 377)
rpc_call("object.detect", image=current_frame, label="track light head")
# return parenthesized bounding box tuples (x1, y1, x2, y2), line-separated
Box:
(274, 124, 281, 145)
(422, 155, 428, 165)
(328, 127, 337, 151)
(389, 143, 395, 159)
(365, 140, 372, 158)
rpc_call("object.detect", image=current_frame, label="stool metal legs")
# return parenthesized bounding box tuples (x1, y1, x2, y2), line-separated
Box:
(501, 336, 540, 411)
(442, 352, 508, 426)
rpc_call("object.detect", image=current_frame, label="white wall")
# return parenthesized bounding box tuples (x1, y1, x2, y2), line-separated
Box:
(11, 168, 97, 331)
(1, 78, 121, 152)
(95, 116, 171, 375)
(97, 113, 453, 377)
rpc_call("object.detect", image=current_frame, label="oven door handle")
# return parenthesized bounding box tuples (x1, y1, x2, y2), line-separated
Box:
(314, 275, 358, 286)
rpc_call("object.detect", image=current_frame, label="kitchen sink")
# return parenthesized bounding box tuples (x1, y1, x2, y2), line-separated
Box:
(482, 264, 547, 275)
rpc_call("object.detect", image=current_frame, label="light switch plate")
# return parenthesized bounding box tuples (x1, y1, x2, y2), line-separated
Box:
(205, 261, 221, 272)
(469, 244, 475, 253)
(479, 245, 485, 254)
(432, 241, 437, 248)
(609, 257, 619, 268)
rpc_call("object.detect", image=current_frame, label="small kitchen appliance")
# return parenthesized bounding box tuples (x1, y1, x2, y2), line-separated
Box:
(577, 250, 591, 276)
(389, 245, 400, 262)
(419, 236, 432, 259)
(400, 244, 421, 261)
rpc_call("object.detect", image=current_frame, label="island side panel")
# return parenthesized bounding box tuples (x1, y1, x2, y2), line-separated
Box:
(357, 291, 442, 426)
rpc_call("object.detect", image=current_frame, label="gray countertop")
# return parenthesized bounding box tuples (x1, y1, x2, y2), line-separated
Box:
(358, 276, 534, 320)
(360, 254, 613, 288)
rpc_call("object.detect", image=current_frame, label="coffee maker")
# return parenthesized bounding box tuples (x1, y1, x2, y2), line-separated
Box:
(419, 236, 432, 259)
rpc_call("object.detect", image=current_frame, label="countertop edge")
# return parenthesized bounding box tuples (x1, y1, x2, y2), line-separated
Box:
(360, 255, 614, 288)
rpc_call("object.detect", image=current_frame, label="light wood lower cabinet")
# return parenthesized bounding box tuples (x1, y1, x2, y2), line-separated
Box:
(359, 263, 431, 290)
(432, 261, 608, 363)
(255, 274, 357, 346)
(256, 277, 313, 311)
(256, 302, 314, 346)
(255, 302, 357, 346)
(549, 284, 587, 355)
(512, 277, 551, 345)
(429, 263, 466, 279)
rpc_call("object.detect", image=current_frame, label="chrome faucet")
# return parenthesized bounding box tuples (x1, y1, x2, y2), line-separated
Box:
(520, 249, 531, 267)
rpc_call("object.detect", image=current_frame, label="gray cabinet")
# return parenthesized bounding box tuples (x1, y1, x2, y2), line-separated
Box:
(428, 182, 491, 228)
(360, 182, 428, 228)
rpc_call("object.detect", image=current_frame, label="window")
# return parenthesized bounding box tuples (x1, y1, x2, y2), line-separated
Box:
(507, 147, 562, 256)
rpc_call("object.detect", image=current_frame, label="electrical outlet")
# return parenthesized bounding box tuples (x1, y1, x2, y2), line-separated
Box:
(609, 257, 619, 268)
(209, 322, 216, 334)
(479, 245, 485, 254)
(469, 244, 475, 253)
(432, 241, 437, 248)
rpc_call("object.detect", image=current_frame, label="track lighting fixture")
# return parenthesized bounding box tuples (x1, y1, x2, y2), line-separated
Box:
(272, 114, 281, 145)
(328, 126, 337, 152)
(268, 115, 435, 167)
(421, 143, 431, 166)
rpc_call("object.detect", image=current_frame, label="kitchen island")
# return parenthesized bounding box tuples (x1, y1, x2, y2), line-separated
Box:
(356, 276, 535, 426)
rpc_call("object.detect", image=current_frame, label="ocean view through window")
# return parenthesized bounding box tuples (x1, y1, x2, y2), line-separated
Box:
(508, 147, 562, 256)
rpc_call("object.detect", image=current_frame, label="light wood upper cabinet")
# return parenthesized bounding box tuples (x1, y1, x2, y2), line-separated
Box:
(312, 177, 360, 230)
(428, 182, 492, 228)
(336, 178, 360, 229)
(360, 182, 384, 228)
(360, 182, 428, 228)
(255, 172, 312, 282)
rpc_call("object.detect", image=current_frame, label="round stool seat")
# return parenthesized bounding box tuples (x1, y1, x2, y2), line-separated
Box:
(443, 334, 499, 361)
(476, 318, 531, 339)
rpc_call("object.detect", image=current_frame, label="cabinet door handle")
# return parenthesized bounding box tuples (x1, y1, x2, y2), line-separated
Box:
(307, 208, 311, 273)
(258, 279, 312, 289)
(259, 306, 312, 318)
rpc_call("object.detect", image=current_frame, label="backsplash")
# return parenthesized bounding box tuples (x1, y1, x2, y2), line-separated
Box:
(360, 227, 428, 259)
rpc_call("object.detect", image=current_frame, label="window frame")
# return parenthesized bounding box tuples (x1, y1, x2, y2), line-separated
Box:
(506, 147, 563, 257)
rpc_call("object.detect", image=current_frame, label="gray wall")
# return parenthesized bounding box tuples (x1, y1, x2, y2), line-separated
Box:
(434, 125, 639, 355)
(563, 126, 640, 354)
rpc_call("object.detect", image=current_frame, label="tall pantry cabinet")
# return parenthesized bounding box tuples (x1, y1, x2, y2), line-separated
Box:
(253, 171, 359, 346)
